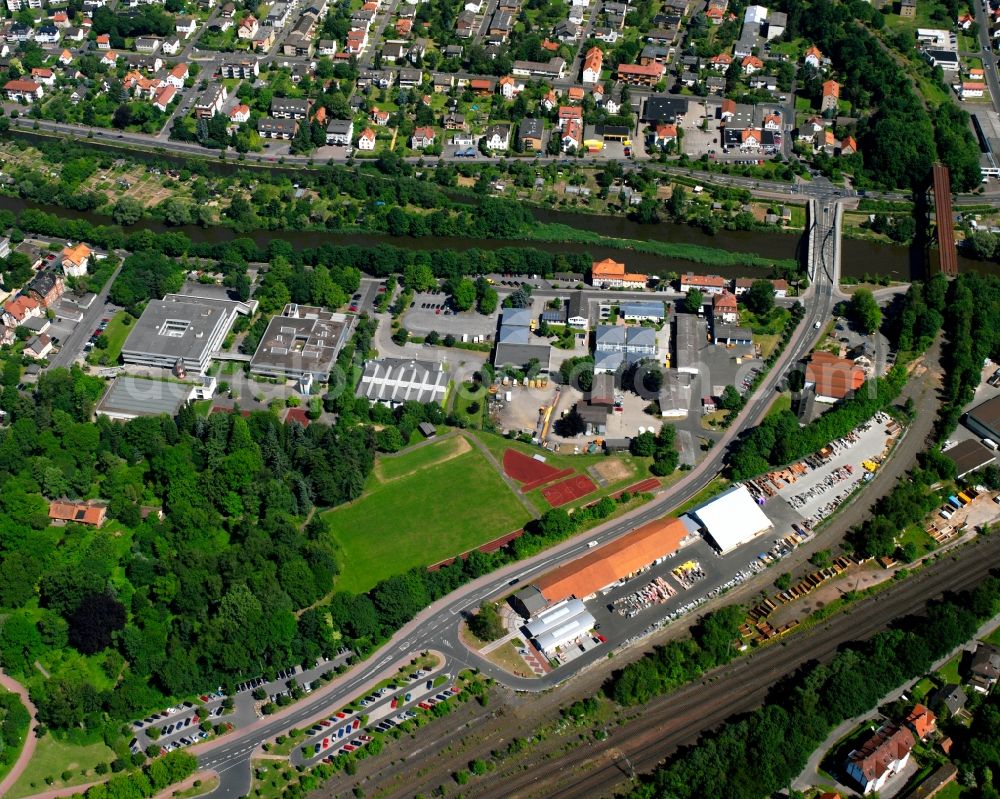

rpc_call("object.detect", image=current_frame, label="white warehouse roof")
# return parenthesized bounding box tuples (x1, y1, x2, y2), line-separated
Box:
(525, 599, 595, 654)
(690, 484, 773, 554)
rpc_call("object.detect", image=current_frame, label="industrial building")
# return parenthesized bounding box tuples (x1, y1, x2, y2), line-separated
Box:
(493, 307, 552, 373)
(593, 324, 658, 373)
(355, 358, 448, 407)
(674, 314, 702, 374)
(250, 304, 354, 385)
(943, 439, 996, 479)
(535, 516, 689, 603)
(95, 375, 214, 421)
(121, 293, 255, 374)
(689, 484, 773, 553)
(965, 396, 1000, 444)
(524, 599, 596, 654)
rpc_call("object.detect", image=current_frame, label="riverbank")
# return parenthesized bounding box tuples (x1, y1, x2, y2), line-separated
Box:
(525, 221, 800, 271)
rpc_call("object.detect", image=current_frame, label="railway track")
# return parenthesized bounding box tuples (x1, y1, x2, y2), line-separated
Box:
(471, 534, 1000, 799)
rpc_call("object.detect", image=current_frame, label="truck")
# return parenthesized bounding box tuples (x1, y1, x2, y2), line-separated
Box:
(505, 390, 512, 402)
(983, 438, 999, 451)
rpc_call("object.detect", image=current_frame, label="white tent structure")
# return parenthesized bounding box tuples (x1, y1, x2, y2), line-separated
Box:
(690, 485, 773, 554)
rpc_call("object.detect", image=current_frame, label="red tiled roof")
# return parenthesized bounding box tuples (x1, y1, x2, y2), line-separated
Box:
(806, 350, 865, 399)
(537, 517, 688, 602)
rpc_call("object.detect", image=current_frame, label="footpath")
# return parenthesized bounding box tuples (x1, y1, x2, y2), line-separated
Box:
(791, 610, 1000, 794)
(0, 671, 39, 798)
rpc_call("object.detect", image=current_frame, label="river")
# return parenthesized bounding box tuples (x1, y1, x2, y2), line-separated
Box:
(0, 192, 984, 281)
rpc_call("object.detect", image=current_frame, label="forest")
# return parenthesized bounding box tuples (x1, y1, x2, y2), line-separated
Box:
(773, 0, 980, 191)
(0, 366, 370, 733)
(625, 575, 1000, 799)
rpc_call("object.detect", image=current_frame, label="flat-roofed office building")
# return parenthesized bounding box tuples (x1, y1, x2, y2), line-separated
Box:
(121, 293, 255, 374)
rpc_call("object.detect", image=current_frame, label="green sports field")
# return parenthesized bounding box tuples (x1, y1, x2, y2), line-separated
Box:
(325, 441, 532, 593)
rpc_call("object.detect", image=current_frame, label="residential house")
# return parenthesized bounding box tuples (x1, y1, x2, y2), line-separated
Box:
(325, 118, 354, 145)
(498, 75, 521, 98)
(4, 79, 43, 102)
(24, 333, 53, 360)
(96, 33, 111, 49)
(371, 107, 390, 126)
(679, 273, 727, 294)
(840, 135, 858, 155)
(443, 110, 465, 130)
(904, 704, 937, 741)
(583, 46, 603, 83)
(590, 258, 647, 289)
(166, 63, 188, 88)
(519, 117, 544, 150)
(30, 67, 55, 86)
(652, 122, 677, 147)
(27, 270, 64, 306)
(175, 15, 197, 37)
(411, 126, 435, 149)
(48, 500, 107, 527)
(562, 118, 583, 151)
(928, 684, 966, 716)
(2, 295, 42, 327)
(358, 127, 377, 150)
(969, 642, 1000, 694)
(61, 243, 91, 278)
(237, 14, 259, 39)
(228, 103, 250, 124)
(557, 105, 583, 129)
(712, 290, 739, 324)
(161, 36, 181, 55)
(845, 722, 915, 795)
(482, 123, 510, 150)
(821, 79, 840, 113)
(804, 44, 824, 69)
(741, 54, 763, 74)
(710, 52, 732, 70)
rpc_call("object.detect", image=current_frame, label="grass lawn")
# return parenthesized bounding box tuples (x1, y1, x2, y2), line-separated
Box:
(8, 734, 115, 799)
(674, 476, 730, 515)
(911, 676, 936, 701)
(374, 435, 468, 483)
(453, 382, 489, 428)
(86, 309, 132, 365)
(896, 524, 938, 560)
(936, 653, 963, 685)
(766, 393, 792, 418)
(325, 447, 532, 593)
(984, 626, 1000, 646)
(935, 782, 965, 799)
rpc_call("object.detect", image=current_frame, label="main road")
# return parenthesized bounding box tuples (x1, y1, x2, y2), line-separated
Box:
(194, 201, 842, 795)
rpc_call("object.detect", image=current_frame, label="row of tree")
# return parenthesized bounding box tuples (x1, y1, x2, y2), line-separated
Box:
(625, 575, 1000, 799)
(727, 364, 909, 479)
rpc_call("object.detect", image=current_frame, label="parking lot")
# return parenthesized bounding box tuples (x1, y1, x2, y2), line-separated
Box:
(402, 290, 499, 339)
(747, 411, 900, 524)
(129, 652, 352, 756)
(293, 663, 456, 767)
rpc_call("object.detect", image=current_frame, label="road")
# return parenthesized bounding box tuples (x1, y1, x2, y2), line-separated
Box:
(438, 533, 1000, 799)
(973, 0, 1000, 117)
(317, 326, 946, 799)
(47, 261, 123, 369)
(193, 200, 841, 795)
